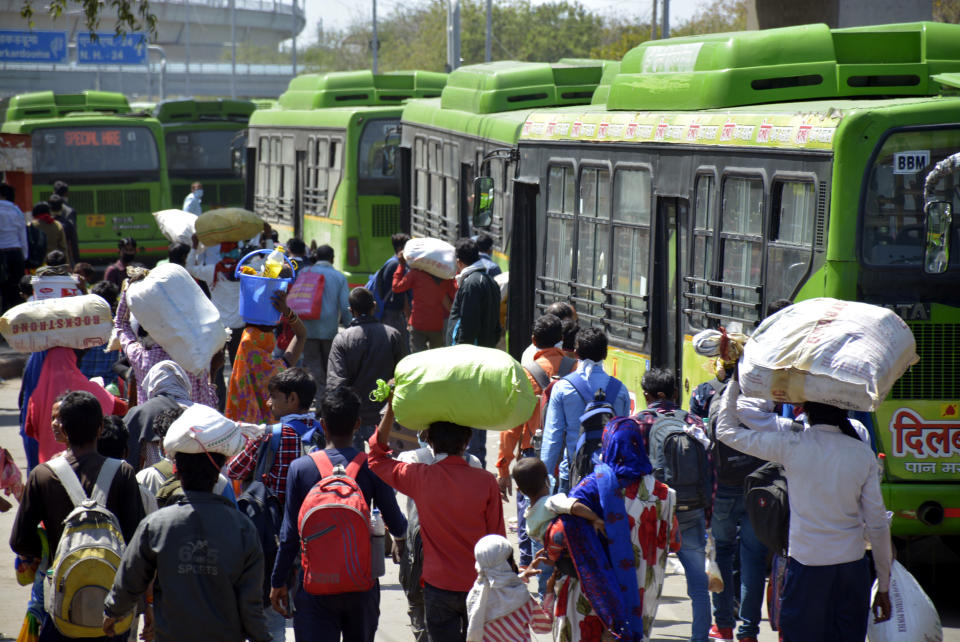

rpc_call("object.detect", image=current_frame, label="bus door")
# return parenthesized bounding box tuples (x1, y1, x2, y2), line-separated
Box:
(294, 150, 305, 238)
(651, 196, 689, 377)
(460, 162, 474, 236)
(508, 178, 539, 361)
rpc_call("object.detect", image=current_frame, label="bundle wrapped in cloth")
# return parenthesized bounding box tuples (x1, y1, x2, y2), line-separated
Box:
(195, 207, 263, 247)
(402, 238, 457, 280)
(692, 328, 749, 379)
(153, 209, 197, 245)
(164, 403, 263, 457)
(739, 298, 918, 412)
(0, 294, 111, 353)
(390, 345, 536, 431)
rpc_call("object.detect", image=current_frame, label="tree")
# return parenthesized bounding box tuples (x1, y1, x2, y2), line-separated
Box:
(934, 0, 960, 22)
(20, 0, 157, 38)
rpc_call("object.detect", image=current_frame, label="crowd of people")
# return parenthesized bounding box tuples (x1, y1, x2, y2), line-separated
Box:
(1, 182, 895, 642)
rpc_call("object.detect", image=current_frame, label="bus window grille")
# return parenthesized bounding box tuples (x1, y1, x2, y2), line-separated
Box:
(371, 204, 399, 237)
(124, 190, 150, 213)
(890, 323, 960, 400)
(303, 188, 328, 216)
(97, 190, 125, 214)
(815, 183, 828, 249)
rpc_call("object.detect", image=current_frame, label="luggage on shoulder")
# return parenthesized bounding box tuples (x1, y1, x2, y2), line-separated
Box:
(744, 461, 790, 554)
(237, 428, 283, 604)
(564, 374, 623, 487)
(649, 410, 711, 511)
(44, 457, 133, 638)
(706, 380, 766, 487)
(298, 450, 374, 595)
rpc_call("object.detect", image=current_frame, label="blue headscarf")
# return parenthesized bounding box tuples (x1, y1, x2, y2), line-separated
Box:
(566, 417, 651, 641)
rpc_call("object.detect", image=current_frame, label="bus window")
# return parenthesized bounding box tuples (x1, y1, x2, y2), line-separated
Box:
(863, 128, 960, 268)
(720, 176, 764, 326)
(610, 168, 651, 343)
(686, 174, 716, 329)
(444, 142, 459, 230)
(165, 130, 242, 178)
(304, 136, 340, 216)
(543, 165, 575, 291)
(576, 167, 610, 297)
(767, 181, 814, 302)
(32, 126, 160, 181)
(358, 120, 399, 182)
(255, 137, 270, 209)
(428, 140, 443, 220)
(414, 137, 427, 211)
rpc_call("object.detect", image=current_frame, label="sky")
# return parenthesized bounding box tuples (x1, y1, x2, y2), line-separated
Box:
(299, 0, 704, 44)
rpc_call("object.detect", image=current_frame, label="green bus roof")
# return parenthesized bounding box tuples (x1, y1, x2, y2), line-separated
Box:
(277, 70, 448, 110)
(249, 103, 409, 129)
(590, 61, 621, 105)
(608, 21, 960, 111)
(5, 90, 131, 121)
(439, 60, 606, 114)
(153, 99, 255, 124)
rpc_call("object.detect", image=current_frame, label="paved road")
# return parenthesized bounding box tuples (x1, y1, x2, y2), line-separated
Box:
(0, 375, 956, 641)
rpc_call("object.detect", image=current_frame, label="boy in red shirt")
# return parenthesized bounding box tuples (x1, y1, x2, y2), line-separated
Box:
(369, 399, 504, 641)
(391, 256, 456, 352)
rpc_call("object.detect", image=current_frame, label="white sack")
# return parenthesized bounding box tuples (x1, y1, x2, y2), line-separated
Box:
(403, 238, 457, 280)
(740, 298, 918, 412)
(867, 560, 941, 642)
(127, 263, 230, 375)
(153, 209, 197, 245)
(494, 272, 509, 303)
(164, 403, 263, 457)
(0, 294, 111, 352)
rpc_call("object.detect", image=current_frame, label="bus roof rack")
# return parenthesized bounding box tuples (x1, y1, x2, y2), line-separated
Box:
(278, 70, 448, 110)
(439, 60, 606, 114)
(608, 21, 960, 111)
(5, 90, 131, 121)
(153, 99, 256, 123)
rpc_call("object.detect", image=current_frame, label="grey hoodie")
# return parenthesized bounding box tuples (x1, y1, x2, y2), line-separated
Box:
(105, 491, 269, 642)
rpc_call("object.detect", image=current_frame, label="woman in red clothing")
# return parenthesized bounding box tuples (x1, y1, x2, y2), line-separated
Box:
(391, 255, 456, 352)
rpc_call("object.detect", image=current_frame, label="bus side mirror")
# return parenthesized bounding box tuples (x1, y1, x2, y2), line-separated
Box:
(380, 146, 396, 177)
(923, 200, 952, 274)
(473, 176, 495, 229)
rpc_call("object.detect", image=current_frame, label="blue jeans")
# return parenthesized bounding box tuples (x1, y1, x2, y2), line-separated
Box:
(676, 508, 711, 642)
(293, 582, 380, 642)
(468, 428, 487, 469)
(780, 556, 871, 642)
(264, 605, 289, 641)
(517, 491, 532, 566)
(711, 489, 768, 638)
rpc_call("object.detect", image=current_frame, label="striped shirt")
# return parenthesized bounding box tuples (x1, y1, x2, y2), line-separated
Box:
(482, 596, 553, 642)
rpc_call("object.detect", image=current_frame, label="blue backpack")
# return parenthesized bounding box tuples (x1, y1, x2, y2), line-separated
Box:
(364, 256, 398, 321)
(563, 374, 624, 487)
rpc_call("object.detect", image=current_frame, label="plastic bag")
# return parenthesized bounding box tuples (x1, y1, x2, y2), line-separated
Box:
(195, 207, 263, 246)
(391, 345, 536, 431)
(287, 271, 325, 320)
(867, 560, 941, 642)
(705, 533, 724, 593)
(0, 294, 111, 353)
(740, 298, 918, 411)
(127, 263, 230, 374)
(153, 209, 197, 245)
(403, 238, 457, 280)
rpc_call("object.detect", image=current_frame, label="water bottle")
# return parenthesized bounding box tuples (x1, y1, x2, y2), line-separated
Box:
(261, 245, 287, 278)
(370, 508, 386, 578)
(533, 428, 543, 453)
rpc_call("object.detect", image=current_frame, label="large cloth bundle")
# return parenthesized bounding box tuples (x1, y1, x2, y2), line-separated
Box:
(0, 294, 111, 352)
(127, 263, 230, 374)
(164, 403, 262, 457)
(392, 345, 536, 431)
(867, 560, 941, 642)
(402, 238, 457, 280)
(740, 298, 918, 412)
(195, 207, 262, 246)
(152, 209, 197, 245)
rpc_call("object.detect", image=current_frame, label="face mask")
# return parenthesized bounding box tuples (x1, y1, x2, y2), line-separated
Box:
(122, 252, 136, 263)
(194, 189, 204, 199)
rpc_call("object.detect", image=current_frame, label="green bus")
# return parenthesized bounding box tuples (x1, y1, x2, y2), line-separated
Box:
(505, 21, 960, 537)
(399, 60, 611, 275)
(246, 70, 447, 285)
(153, 99, 256, 211)
(1, 90, 170, 260)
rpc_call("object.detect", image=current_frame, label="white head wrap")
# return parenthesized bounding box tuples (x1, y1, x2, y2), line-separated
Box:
(465, 535, 531, 642)
(142, 360, 192, 406)
(163, 403, 262, 458)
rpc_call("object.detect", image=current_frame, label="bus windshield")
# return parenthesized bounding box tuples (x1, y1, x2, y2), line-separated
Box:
(165, 129, 245, 176)
(32, 126, 160, 180)
(862, 128, 960, 269)
(357, 119, 401, 195)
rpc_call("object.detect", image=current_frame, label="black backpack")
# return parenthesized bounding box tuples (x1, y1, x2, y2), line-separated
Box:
(705, 379, 766, 487)
(25, 224, 46, 269)
(648, 410, 711, 511)
(564, 374, 624, 488)
(744, 462, 790, 554)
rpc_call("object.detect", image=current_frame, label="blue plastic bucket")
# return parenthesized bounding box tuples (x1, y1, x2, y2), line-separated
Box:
(235, 249, 295, 326)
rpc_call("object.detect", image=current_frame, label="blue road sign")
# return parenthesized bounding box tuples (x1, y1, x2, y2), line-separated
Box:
(77, 32, 147, 65)
(0, 30, 67, 63)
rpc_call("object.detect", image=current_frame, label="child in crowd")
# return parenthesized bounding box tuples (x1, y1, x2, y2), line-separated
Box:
(270, 386, 407, 642)
(466, 534, 553, 642)
(368, 398, 504, 641)
(512, 457, 605, 546)
(227, 367, 319, 506)
(96, 415, 129, 460)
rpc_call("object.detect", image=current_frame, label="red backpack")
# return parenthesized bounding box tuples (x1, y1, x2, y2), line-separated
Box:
(298, 451, 373, 595)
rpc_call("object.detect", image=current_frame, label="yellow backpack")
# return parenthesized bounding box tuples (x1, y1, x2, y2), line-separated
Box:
(44, 457, 133, 638)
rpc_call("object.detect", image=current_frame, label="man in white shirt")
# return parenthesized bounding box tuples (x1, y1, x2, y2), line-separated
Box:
(715, 379, 892, 641)
(0, 183, 27, 313)
(182, 182, 203, 216)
